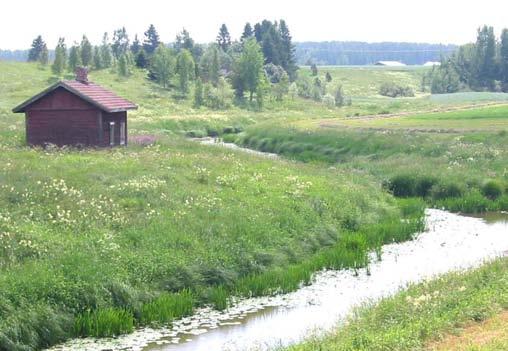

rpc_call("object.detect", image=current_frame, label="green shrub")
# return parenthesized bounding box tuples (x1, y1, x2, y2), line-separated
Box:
(496, 195, 508, 211)
(414, 176, 438, 197)
(430, 182, 465, 200)
(222, 134, 237, 143)
(222, 126, 236, 134)
(185, 129, 207, 138)
(385, 175, 439, 198)
(379, 82, 415, 98)
(206, 127, 220, 137)
(386, 175, 416, 197)
(435, 190, 490, 213)
(481, 180, 503, 200)
(322, 93, 336, 108)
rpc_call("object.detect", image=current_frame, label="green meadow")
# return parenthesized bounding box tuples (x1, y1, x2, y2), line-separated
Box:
(0, 62, 427, 350)
(1, 61, 507, 350)
(229, 93, 508, 213)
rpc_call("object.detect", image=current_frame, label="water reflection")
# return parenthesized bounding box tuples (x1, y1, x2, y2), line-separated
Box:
(466, 211, 508, 224)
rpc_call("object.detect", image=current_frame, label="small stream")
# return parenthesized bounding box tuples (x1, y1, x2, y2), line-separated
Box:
(196, 137, 279, 159)
(49, 210, 508, 351)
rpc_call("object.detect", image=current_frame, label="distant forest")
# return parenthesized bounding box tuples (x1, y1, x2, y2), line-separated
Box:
(0, 49, 31, 61)
(1, 41, 457, 66)
(294, 42, 457, 65)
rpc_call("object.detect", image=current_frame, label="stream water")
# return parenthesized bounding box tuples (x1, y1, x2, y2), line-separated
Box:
(49, 210, 508, 351)
(196, 138, 279, 158)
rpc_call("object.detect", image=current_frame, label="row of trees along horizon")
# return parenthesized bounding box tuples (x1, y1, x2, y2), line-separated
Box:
(25, 23, 508, 110)
(25, 21, 307, 109)
(428, 25, 508, 93)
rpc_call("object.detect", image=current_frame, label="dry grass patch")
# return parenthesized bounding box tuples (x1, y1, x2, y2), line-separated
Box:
(427, 311, 508, 351)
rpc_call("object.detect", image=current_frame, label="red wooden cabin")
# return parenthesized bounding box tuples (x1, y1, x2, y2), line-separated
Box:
(12, 68, 137, 147)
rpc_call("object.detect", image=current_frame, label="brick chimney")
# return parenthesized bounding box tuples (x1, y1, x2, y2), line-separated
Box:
(75, 67, 89, 84)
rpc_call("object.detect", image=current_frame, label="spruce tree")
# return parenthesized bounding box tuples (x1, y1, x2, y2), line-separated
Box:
(241, 23, 253, 42)
(28, 35, 46, 62)
(279, 20, 297, 80)
(135, 48, 148, 68)
(100, 33, 113, 68)
(80, 35, 93, 67)
(175, 29, 194, 52)
(52, 38, 67, 76)
(253, 23, 263, 42)
(143, 24, 160, 55)
(500, 29, 508, 87)
(474, 26, 496, 88)
(217, 24, 231, 52)
(131, 35, 141, 55)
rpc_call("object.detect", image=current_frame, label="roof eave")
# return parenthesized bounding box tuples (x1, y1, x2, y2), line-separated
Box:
(106, 106, 138, 113)
(11, 81, 138, 114)
(12, 81, 63, 113)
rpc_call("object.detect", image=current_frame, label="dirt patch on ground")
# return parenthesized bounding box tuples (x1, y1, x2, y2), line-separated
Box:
(129, 135, 158, 145)
(427, 310, 508, 350)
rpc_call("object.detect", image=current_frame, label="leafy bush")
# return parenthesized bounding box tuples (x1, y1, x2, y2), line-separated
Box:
(429, 63, 461, 94)
(296, 76, 312, 98)
(481, 180, 503, 200)
(386, 175, 416, 197)
(322, 94, 336, 108)
(206, 127, 220, 137)
(430, 182, 465, 200)
(379, 82, 415, 98)
(203, 78, 232, 109)
(185, 130, 207, 138)
(386, 175, 439, 198)
(334, 85, 345, 107)
(414, 176, 438, 197)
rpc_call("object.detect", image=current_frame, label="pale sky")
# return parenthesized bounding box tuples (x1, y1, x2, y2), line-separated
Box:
(1, 0, 508, 49)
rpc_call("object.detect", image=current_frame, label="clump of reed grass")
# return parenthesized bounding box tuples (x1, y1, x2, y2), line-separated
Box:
(139, 290, 194, 325)
(74, 308, 134, 338)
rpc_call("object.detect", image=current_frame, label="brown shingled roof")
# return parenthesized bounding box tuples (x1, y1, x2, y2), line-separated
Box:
(12, 80, 137, 113)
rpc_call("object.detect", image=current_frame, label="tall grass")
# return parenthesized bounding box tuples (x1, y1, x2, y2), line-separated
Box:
(74, 308, 134, 338)
(234, 125, 508, 212)
(68, 200, 425, 339)
(230, 200, 425, 301)
(0, 135, 425, 349)
(139, 290, 195, 325)
(1, 61, 500, 350)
